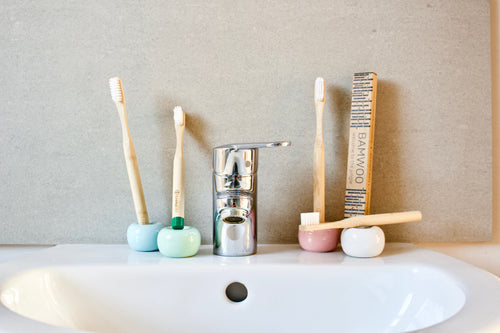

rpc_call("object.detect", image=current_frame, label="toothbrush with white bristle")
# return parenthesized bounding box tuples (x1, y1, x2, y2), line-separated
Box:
(314, 77, 326, 223)
(109, 77, 149, 225)
(172, 106, 185, 230)
(301, 212, 320, 227)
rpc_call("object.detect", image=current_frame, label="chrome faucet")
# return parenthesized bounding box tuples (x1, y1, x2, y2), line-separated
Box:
(213, 141, 291, 256)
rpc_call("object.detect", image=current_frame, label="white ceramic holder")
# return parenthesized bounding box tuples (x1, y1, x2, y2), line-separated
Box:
(341, 226, 385, 258)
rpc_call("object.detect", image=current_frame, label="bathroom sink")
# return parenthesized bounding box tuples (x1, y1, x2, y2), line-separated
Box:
(0, 244, 499, 333)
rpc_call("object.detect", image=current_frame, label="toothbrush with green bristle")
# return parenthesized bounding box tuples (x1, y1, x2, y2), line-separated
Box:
(157, 106, 201, 257)
(172, 106, 185, 229)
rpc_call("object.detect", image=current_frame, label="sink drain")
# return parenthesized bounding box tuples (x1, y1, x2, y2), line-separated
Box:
(225, 282, 248, 303)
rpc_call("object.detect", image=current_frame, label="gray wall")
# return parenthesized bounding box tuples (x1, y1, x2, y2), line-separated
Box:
(0, 0, 491, 244)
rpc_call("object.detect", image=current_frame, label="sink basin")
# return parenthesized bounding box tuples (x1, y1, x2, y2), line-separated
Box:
(0, 244, 499, 332)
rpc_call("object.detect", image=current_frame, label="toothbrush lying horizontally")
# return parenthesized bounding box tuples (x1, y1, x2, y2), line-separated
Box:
(172, 106, 185, 230)
(109, 77, 149, 225)
(314, 77, 326, 223)
(299, 211, 422, 231)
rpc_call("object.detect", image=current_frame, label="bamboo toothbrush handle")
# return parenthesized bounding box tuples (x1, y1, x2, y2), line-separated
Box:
(172, 125, 185, 218)
(299, 211, 422, 231)
(350, 211, 422, 227)
(313, 100, 325, 223)
(116, 102, 149, 225)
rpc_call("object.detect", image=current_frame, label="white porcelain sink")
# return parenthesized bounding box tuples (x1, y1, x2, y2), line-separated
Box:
(0, 244, 499, 333)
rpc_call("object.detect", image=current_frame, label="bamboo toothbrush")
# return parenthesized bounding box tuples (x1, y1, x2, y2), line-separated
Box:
(172, 106, 185, 230)
(109, 77, 149, 225)
(314, 77, 326, 223)
(299, 211, 422, 232)
(298, 78, 338, 252)
(157, 105, 201, 257)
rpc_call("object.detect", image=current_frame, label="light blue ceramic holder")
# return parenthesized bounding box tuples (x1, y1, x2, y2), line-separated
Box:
(127, 222, 164, 252)
(157, 226, 201, 258)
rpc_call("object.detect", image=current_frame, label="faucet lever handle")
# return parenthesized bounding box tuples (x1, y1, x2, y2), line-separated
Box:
(217, 141, 291, 151)
(213, 141, 291, 177)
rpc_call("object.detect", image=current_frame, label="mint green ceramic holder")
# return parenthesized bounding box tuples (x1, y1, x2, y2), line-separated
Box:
(157, 223, 201, 258)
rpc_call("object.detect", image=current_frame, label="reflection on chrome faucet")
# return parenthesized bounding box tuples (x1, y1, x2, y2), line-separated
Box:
(213, 142, 290, 256)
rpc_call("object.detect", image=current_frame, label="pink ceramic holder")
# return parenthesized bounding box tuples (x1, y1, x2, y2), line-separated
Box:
(298, 229, 340, 252)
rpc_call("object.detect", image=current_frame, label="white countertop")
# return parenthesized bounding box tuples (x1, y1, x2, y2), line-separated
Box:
(0, 245, 52, 263)
(1, 243, 499, 277)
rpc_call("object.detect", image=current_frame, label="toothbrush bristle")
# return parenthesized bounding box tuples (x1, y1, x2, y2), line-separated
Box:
(301, 212, 320, 226)
(315, 77, 325, 102)
(173, 106, 185, 126)
(109, 77, 124, 102)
